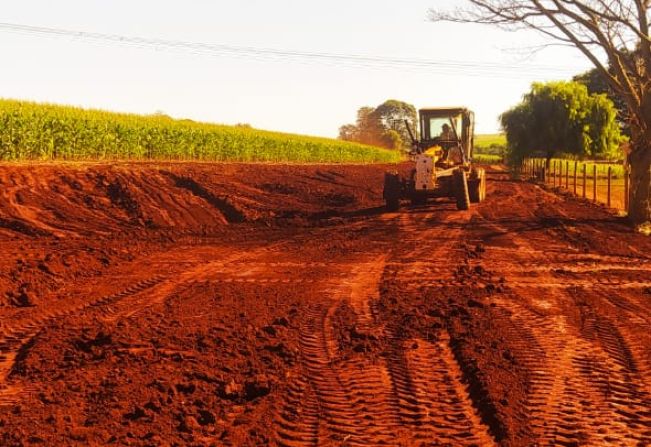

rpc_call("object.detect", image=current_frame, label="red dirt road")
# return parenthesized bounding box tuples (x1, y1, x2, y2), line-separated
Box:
(0, 163, 650, 446)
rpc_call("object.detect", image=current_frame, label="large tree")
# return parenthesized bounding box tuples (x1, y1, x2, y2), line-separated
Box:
(372, 100, 419, 148)
(431, 1, 651, 224)
(339, 100, 417, 150)
(501, 81, 623, 163)
(572, 49, 642, 136)
(574, 68, 629, 131)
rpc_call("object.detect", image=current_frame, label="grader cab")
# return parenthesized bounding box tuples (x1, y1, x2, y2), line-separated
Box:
(383, 107, 486, 211)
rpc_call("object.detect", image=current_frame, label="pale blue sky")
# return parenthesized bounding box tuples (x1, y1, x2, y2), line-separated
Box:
(1, 1, 593, 136)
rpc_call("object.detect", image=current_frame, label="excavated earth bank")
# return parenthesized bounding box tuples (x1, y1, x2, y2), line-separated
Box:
(0, 162, 650, 447)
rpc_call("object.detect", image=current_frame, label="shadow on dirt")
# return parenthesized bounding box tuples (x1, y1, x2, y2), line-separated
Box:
(161, 172, 246, 223)
(309, 206, 388, 221)
(0, 217, 50, 238)
(480, 215, 626, 235)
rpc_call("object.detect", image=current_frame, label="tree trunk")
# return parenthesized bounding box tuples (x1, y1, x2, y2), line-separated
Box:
(628, 95, 651, 224)
(628, 142, 651, 224)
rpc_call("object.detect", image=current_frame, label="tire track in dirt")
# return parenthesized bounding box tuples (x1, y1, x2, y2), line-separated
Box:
(0, 216, 388, 412)
(383, 209, 498, 446)
(588, 287, 651, 399)
(274, 213, 398, 446)
(275, 206, 498, 446)
(271, 214, 404, 446)
(473, 211, 651, 446)
(0, 236, 296, 407)
(274, 259, 393, 447)
(0, 275, 165, 407)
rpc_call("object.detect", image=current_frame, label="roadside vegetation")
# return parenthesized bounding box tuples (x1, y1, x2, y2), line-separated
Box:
(474, 133, 506, 162)
(500, 81, 624, 165)
(473, 153, 502, 164)
(475, 134, 506, 150)
(0, 99, 401, 164)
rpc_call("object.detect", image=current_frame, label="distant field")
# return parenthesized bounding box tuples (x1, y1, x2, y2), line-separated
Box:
(473, 153, 502, 163)
(0, 99, 401, 164)
(475, 134, 506, 149)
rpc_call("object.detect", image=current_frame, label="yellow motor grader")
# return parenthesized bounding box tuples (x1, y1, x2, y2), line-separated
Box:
(383, 107, 486, 211)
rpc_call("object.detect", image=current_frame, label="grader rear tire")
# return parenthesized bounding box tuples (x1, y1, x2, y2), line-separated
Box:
(454, 170, 471, 211)
(383, 172, 401, 211)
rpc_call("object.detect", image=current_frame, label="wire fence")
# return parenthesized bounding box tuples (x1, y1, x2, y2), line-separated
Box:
(519, 158, 629, 214)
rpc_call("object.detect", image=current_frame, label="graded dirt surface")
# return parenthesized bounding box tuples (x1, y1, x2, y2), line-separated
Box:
(0, 162, 650, 447)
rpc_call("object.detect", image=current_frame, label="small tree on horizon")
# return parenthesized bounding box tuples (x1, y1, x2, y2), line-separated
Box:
(339, 100, 417, 150)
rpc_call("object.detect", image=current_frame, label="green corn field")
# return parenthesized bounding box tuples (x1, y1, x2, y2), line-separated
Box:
(0, 99, 402, 164)
(473, 153, 502, 164)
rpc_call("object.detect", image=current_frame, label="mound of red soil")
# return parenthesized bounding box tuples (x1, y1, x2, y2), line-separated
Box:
(0, 162, 400, 311)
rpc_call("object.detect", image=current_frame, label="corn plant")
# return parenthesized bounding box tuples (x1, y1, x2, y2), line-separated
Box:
(0, 99, 402, 164)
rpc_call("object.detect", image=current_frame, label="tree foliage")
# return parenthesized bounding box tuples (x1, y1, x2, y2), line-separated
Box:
(339, 100, 417, 150)
(574, 65, 631, 135)
(431, 0, 651, 224)
(501, 81, 624, 164)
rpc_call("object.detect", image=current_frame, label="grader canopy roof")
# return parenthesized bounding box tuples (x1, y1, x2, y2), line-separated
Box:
(419, 107, 469, 115)
(419, 108, 472, 143)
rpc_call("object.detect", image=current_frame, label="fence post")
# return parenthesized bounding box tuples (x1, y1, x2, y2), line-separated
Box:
(573, 161, 578, 195)
(582, 164, 587, 198)
(593, 164, 597, 202)
(537, 159, 541, 181)
(624, 164, 629, 213)
(565, 161, 570, 188)
(559, 161, 562, 187)
(607, 166, 612, 208)
(530, 158, 534, 179)
(559, 161, 563, 188)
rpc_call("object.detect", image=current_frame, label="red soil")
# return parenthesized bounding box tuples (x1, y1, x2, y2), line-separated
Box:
(0, 162, 649, 447)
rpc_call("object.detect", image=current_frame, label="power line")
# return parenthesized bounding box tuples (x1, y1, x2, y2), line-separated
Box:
(0, 22, 585, 79)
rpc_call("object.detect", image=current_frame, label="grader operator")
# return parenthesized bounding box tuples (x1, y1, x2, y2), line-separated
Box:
(383, 107, 486, 211)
